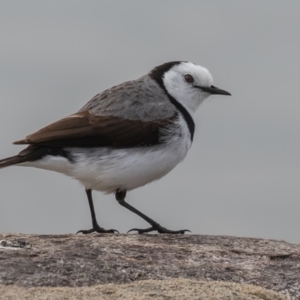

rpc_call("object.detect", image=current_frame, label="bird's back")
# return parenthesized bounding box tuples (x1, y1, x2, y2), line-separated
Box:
(80, 75, 177, 122)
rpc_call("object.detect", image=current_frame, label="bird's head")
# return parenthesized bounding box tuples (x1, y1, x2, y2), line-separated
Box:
(149, 61, 231, 115)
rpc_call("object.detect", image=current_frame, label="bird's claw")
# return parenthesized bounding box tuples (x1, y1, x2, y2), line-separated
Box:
(76, 225, 119, 234)
(127, 225, 191, 234)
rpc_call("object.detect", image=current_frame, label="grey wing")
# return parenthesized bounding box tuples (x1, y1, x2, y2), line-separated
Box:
(79, 75, 176, 122)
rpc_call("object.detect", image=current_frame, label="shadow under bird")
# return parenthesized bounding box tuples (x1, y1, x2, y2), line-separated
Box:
(0, 61, 231, 234)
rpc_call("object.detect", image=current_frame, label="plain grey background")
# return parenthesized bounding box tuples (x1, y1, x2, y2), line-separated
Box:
(0, 1, 299, 242)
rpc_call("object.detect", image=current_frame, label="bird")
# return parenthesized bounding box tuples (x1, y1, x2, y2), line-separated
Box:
(0, 61, 231, 234)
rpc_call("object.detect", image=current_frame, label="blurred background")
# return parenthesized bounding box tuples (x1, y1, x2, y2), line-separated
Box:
(0, 1, 299, 242)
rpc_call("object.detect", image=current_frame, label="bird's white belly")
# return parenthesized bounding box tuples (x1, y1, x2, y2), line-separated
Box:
(69, 134, 191, 193)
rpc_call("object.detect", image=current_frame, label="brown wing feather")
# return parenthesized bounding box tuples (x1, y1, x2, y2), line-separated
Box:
(14, 111, 177, 148)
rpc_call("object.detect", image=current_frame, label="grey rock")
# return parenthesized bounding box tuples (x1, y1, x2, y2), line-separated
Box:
(0, 234, 299, 299)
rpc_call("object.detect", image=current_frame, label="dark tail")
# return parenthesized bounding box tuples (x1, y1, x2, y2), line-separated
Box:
(0, 146, 73, 169)
(0, 155, 28, 169)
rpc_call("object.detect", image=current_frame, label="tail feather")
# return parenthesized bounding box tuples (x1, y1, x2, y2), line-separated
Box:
(0, 155, 27, 169)
(0, 146, 73, 170)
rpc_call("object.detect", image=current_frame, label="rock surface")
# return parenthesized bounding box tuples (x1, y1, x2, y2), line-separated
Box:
(0, 234, 299, 299)
(0, 278, 288, 300)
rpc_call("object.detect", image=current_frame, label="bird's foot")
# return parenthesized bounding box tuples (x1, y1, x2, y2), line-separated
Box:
(127, 224, 191, 234)
(76, 224, 118, 234)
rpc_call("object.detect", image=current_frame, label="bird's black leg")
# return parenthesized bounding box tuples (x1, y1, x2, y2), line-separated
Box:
(115, 189, 190, 234)
(77, 189, 118, 234)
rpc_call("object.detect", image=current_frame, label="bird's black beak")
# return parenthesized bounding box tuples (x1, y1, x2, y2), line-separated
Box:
(200, 85, 231, 96)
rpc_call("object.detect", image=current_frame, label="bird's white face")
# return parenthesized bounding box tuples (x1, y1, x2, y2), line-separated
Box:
(163, 62, 227, 115)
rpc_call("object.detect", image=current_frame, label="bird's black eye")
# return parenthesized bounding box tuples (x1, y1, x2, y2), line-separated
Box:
(184, 74, 194, 83)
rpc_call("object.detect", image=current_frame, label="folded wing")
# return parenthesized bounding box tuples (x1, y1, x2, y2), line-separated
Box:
(14, 110, 176, 148)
